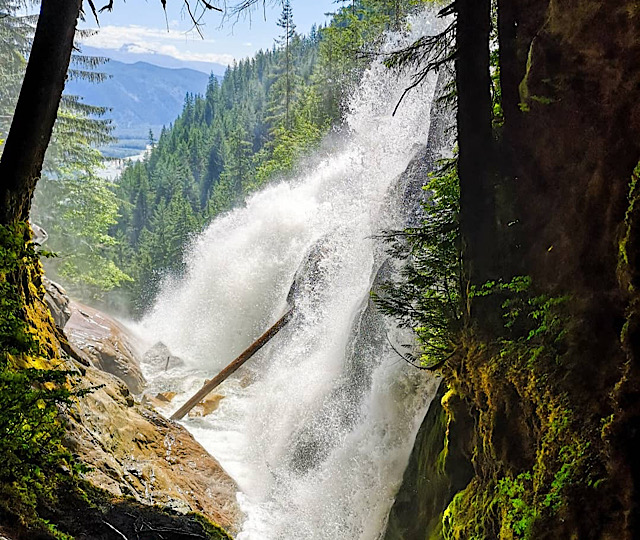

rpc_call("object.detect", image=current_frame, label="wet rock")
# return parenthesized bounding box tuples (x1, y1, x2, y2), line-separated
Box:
(62, 357, 241, 533)
(384, 382, 473, 540)
(286, 234, 334, 309)
(65, 301, 146, 394)
(43, 277, 72, 329)
(188, 394, 225, 418)
(141, 391, 180, 411)
(287, 260, 391, 474)
(393, 70, 455, 228)
(157, 391, 178, 402)
(31, 222, 48, 246)
(163, 497, 193, 514)
(239, 371, 257, 388)
(143, 341, 186, 371)
(141, 393, 171, 410)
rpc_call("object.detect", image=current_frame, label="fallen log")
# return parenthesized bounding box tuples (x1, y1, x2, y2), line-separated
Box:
(171, 307, 294, 421)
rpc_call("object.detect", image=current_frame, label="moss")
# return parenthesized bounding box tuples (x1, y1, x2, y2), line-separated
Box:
(0, 222, 78, 535)
(618, 162, 640, 292)
(517, 39, 535, 112)
(439, 279, 610, 539)
(0, 223, 235, 540)
(384, 382, 473, 540)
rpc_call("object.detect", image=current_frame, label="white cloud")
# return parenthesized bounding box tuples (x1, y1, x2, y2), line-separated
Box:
(81, 24, 212, 47)
(79, 25, 235, 65)
(157, 44, 235, 65)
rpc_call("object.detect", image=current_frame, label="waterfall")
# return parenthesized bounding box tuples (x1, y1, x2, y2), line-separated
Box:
(138, 9, 445, 539)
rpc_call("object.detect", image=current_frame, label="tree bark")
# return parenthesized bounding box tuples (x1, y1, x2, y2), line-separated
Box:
(497, 0, 520, 135)
(0, 0, 82, 225)
(455, 0, 494, 290)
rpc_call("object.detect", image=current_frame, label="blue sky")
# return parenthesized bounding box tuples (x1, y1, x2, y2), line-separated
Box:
(79, 0, 336, 66)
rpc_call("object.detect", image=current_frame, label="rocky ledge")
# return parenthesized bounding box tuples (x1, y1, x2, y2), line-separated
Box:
(44, 280, 241, 535)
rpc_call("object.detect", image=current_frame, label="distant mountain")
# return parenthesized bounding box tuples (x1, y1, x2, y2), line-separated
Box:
(81, 45, 228, 76)
(65, 59, 212, 158)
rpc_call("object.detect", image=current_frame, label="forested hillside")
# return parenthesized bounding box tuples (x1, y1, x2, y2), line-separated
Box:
(65, 60, 210, 158)
(106, 0, 422, 314)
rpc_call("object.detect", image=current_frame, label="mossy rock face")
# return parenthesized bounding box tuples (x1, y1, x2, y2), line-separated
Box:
(384, 382, 473, 540)
(0, 224, 237, 539)
(436, 0, 640, 536)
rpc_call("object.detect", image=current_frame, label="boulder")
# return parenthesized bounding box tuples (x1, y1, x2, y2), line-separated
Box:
(65, 301, 146, 394)
(43, 277, 72, 329)
(141, 391, 180, 410)
(143, 341, 186, 371)
(157, 391, 178, 403)
(188, 394, 225, 418)
(62, 355, 241, 533)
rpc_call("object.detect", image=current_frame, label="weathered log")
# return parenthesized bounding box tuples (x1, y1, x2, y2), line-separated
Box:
(171, 308, 294, 421)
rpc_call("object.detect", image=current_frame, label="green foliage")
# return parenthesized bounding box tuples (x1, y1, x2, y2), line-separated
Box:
(32, 68, 128, 300)
(473, 275, 569, 347)
(441, 279, 603, 539)
(444, 438, 593, 540)
(618, 160, 640, 285)
(0, 0, 31, 148)
(0, 0, 128, 300)
(374, 157, 463, 368)
(0, 223, 83, 536)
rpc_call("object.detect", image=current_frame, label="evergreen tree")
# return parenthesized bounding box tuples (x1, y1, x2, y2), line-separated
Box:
(0, 0, 129, 299)
(275, 0, 296, 130)
(103, 0, 424, 314)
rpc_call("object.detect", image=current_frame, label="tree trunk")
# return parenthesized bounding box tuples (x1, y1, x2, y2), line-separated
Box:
(495, 0, 523, 277)
(0, 0, 82, 225)
(455, 0, 494, 290)
(497, 0, 520, 135)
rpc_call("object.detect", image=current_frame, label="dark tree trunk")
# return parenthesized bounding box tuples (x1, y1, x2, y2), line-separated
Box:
(0, 0, 82, 225)
(497, 0, 519, 135)
(455, 0, 494, 292)
(495, 0, 522, 277)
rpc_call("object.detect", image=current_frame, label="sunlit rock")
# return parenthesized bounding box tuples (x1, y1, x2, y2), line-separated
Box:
(188, 394, 225, 418)
(157, 391, 179, 402)
(43, 277, 72, 329)
(65, 301, 146, 394)
(62, 353, 241, 533)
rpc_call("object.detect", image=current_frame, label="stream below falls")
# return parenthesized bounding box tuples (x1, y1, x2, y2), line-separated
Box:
(135, 10, 445, 539)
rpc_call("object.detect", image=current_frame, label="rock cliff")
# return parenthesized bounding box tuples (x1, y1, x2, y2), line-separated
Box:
(386, 2, 640, 538)
(46, 281, 242, 534)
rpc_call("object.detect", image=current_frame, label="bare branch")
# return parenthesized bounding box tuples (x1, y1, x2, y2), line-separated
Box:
(84, 0, 100, 25)
(201, 0, 223, 11)
(383, 8, 457, 115)
(102, 521, 128, 540)
(98, 0, 113, 13)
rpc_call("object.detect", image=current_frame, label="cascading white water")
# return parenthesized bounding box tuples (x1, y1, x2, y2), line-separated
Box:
(138, 10, 444, 539)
